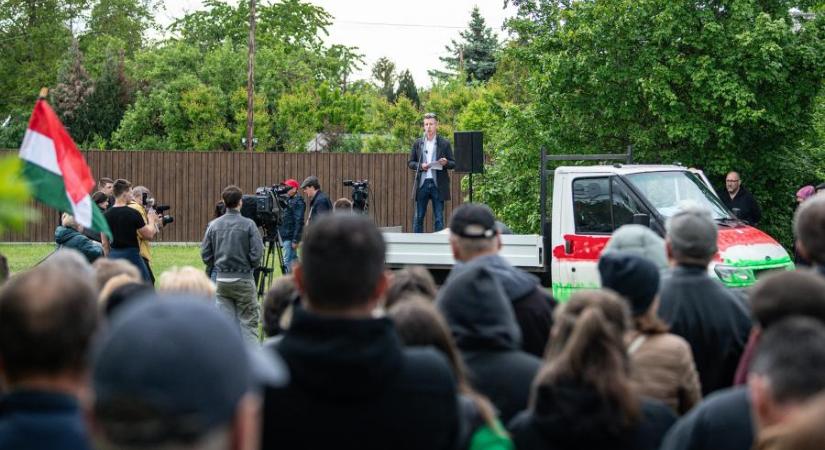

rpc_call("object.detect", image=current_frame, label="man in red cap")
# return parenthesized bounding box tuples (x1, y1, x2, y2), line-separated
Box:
(278, 179, 305, 273)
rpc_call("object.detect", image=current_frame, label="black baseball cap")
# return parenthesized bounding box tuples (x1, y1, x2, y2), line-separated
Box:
(449, 203, 497, 239)
(93, 296, 288, 445)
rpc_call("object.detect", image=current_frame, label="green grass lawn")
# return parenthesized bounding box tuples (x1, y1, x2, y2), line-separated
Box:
(0, 243, 205, 279)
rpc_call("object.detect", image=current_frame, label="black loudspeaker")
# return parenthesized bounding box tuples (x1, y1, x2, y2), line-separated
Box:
(454, 131, 483, 174)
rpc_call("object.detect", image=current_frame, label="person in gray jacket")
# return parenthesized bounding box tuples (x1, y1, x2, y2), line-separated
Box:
(201, 185, 264, 342)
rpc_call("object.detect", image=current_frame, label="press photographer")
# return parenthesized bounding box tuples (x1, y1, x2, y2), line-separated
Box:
(129, 185, 174, 284)
(277, 179, 304, 273)
(343, 179, 369, 213)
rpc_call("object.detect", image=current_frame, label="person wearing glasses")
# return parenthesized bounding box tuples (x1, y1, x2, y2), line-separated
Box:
(408, 112, 455, 233)
(720, 171, 762, 226)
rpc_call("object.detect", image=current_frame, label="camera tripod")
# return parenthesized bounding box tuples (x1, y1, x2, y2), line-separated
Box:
(256, 230, 288, 298)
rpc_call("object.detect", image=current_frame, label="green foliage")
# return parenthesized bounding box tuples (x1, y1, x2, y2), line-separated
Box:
(77, 48, 134, 146)
(497, 0, 825, 246)
(51, 40, 94, 138)
(85, 0, 156, 56)
(372, 57, 397, 103)
(396, 69, 420, 107)
(0, 157, 36, 233)
(430, 6, 500, 83)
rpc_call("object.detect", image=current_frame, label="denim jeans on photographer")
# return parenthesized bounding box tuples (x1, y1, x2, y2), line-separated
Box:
(282, 240, 297, 274)
(414, 179, 444, 233)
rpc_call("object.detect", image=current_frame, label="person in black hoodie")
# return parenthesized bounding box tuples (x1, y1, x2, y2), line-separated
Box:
(262, 214, 459, 450)
(447, 203, 556, 357)
(508, 290, 676, 450)
(437, 263, 542, 424)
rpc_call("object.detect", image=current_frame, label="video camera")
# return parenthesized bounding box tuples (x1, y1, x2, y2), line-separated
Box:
(343, 179, 369, 212)
(240, 184, 291, 241)
(141, 193, 174, 226)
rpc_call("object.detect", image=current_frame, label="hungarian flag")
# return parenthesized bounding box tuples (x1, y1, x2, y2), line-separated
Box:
(18, 97, 112, 239)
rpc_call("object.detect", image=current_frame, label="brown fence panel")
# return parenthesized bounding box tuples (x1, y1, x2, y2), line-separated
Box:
(0, 150, 469, 242)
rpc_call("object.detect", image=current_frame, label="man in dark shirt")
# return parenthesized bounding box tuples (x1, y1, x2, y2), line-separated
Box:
(277, 179, 305, 273)
(103, 179, 158, 282)
(0, 265, 98, 450)
(301, 175, 332, 227)
(263, 215, 460, 450)
(720, 171, 762, 226)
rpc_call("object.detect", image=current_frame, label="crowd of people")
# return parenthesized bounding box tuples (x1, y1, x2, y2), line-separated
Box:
(4, 184, 825, 450)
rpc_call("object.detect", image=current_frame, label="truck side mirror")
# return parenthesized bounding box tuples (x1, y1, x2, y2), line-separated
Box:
(632, 213, 651, 228)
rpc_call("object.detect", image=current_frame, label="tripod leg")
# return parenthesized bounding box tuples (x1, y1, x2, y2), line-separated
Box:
(275, 231, 287, 276)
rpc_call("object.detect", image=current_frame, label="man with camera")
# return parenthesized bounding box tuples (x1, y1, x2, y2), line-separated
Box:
(301, 176, 332, 227)
(202, 185, 264, 342)
(408, 112, 455, 233)
(278, 179, 305, 273)
(129, 185, 171, 284)
(103, 179, 158, 282)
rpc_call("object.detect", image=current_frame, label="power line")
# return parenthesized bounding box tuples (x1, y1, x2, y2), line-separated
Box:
(338, 20, 463, 30)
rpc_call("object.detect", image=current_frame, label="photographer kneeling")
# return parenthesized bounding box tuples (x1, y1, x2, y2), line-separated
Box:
(103, 179, 158, 282)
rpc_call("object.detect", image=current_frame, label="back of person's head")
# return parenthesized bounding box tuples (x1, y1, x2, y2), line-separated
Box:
(92, 191, 108, 206)
(295, 214, 386, 313)
(604, 224, 668, 270)
(112, 179, 131, 198)
(751, 270, 825, 329)
(92, 297, 286, 449)
(333, 197, 352, 212)
(448, 203, 499, 259)
(221, 185, 243, 209)
(750, 317, 825, 428)
(666, 206, 718, 266)
(100, 277, 153, 319)
(214, 201, 226, 219)
(757, 392, 825, 450)
(388, 297, 500, 431)
(61, 213, 79, 229)
(794, 193, 825, 265)
(262, 275, 299, 338)
(93, 258, 141, 291)
(41, 248, 96, 284)
(384, 266, 438, 309)
(537, 289, 638, 422)
(436, 264, 521, 351)
(598, 252, 668, 334)
(157, 266, 216, 299)
(0, 265, 98, 384)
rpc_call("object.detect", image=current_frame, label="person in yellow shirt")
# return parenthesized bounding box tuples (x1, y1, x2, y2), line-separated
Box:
(129, 186, 160, 284)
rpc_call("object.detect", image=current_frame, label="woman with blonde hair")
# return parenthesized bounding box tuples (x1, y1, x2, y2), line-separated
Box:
(508, 290, 676, 450)
(157, 266, 216, 299)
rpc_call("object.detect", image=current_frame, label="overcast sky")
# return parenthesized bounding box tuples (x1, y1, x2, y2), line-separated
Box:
(156, 1, 518, 88)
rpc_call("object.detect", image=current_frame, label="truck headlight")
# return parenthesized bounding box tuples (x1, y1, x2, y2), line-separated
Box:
(714, 265, 754, 285)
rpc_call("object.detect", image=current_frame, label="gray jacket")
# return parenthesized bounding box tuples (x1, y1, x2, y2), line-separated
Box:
(201, 209, 263, 280)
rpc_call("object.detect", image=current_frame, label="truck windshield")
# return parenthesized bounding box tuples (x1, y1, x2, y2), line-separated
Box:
(626, 171, 733, 220)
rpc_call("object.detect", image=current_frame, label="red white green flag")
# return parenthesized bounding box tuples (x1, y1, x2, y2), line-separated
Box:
(18, 98, 112, 239)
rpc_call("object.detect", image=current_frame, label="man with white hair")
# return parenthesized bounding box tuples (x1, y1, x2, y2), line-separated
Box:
(658, 207, 752, 396)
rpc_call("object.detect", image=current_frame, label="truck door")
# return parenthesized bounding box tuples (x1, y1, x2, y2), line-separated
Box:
(552, 175, 646, 299)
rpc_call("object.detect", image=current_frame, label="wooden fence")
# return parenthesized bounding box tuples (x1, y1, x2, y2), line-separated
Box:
(0, 150, 468, 243)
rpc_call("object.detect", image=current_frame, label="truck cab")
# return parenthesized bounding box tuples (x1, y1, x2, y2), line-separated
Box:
(548, 164, 793, 299)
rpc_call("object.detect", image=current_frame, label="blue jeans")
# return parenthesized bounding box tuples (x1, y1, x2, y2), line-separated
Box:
(414, 179, 444, 233)
(282, 240, 298, 273)
(109, 247, 152, 283)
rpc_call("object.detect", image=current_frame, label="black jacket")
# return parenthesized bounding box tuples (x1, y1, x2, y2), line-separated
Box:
(720, 186, 762, 226)
(658, 265, 752, 396)
(451, 254, 557, 358)
(408, 135, 456, 201)
(659, 386, 753, 450)
(0, 390, 92, 450)
(508, 382, 676, 450)
(278, 194, 305, 243)
(262, 308, 460, 450)
(305, 190, 332, 227)
(438, 265, 542, 423)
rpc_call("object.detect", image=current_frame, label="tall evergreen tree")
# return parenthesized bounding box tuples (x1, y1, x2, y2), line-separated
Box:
(51, 40, 94, 139)
(395, 69, 420, 107)
(80, 48, 134, 144)
(372, 57, 397, 103)
(430, 7, 499, 83)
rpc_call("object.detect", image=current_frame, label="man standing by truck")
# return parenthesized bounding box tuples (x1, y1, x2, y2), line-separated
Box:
(409, 112, 455, 233)
(721, 171, 761, 226)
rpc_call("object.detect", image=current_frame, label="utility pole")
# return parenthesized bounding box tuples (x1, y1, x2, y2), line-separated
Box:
(245, 0, 256, 151)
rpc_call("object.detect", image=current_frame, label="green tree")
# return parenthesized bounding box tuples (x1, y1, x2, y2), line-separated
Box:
(51, 40, 95, 141)
(430, 6, 499, 83)
(496, 0, 824, 244)
(85, 0, 157, 56)
(395, 69, 420, 107)
(79, 48, 133, 146)
(372, 57, 397, 103)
